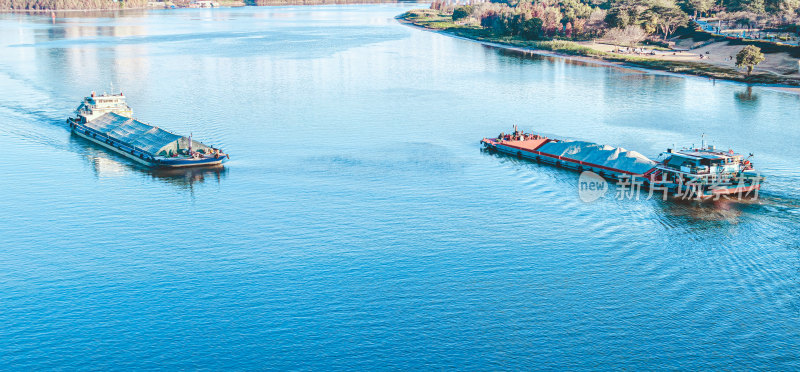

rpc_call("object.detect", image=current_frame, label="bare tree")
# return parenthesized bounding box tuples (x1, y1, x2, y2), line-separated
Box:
(604, 25, 647, 50)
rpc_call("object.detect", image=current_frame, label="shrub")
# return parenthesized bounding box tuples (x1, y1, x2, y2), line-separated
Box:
(452, 5, 473, 21)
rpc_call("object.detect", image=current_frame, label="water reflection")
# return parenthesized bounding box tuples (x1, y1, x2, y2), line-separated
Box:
(51, 9, 150, 19)
(494, 47, 546, 62)
(0, 9, 149, 24)
(493, 46, 617, 70)
(147, 165, 227, 189)
(655, 197, 748, 224)
(480, 146, 764, 225)
(735, 86, 759, 104)
(22, 13, 150, 94)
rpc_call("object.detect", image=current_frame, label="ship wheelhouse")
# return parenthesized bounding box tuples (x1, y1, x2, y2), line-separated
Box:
(73, 92, 133, 122)
(646, 145, 763, 198)
(656, 147, 747, 180)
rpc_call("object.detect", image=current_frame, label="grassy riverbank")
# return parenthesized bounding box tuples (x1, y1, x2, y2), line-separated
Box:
(399, 9, 800, 87)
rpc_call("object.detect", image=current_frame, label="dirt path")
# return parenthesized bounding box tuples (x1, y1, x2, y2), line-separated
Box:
(580, 41, 800, 79)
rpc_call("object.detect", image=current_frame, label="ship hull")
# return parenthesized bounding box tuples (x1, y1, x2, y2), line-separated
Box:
(483, 137, 763, 201)
(481, 138, 645, 180)
(648, 180, 762, 200)
(71, 126, 227, 169)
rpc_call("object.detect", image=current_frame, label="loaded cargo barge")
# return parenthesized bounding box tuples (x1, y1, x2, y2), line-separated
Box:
(481, 126, 764, 199)
(67, 92, 229, 168)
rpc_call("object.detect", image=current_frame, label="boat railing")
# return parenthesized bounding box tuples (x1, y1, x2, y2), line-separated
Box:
(655, 165, 754, 185)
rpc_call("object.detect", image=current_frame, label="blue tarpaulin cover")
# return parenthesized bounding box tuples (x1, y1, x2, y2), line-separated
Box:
(84, 112, 183, 156)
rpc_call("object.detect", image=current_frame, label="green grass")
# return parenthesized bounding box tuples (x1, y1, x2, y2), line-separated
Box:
(400, 10, 463, 30)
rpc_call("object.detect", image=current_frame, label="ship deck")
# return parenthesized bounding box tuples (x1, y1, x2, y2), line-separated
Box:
(71, 120, 227, 168)
(482, 137, 550, 152)
(482, 137, 651, 178)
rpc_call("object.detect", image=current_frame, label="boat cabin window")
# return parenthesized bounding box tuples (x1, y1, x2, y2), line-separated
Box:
(667, 155, 695, 169)
(700, 159, 723, 166)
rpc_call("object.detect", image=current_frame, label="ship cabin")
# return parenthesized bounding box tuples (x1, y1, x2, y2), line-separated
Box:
(656, 147, 746, 180)
(75, 92, 133, 122)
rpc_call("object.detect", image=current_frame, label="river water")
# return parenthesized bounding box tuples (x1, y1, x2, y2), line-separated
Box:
(1, 4, 799, 369)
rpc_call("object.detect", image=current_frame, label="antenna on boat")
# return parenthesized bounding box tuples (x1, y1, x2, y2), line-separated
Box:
(701, 133, 705, 149)
(110, 81, 114, 95)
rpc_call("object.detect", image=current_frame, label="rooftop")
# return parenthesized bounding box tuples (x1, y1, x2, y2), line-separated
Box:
(673, 149, 740, 160)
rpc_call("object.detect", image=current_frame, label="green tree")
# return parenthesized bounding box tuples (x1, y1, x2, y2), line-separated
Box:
(771, 0, 800, 14)
(605, 9, 631, 28)
(641, 10, 661, 33)
(520, 17, 544, 39)
(645, 4, 689, 39)
(687, 0, 714, 16)
(735, 45, 766, 75)
(452, 5, 473, 21)
(561, 0, 593, 22)
(738, 0, 766, 12)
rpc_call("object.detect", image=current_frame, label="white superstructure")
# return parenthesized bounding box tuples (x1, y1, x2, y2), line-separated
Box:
(74, 92, 133, 122)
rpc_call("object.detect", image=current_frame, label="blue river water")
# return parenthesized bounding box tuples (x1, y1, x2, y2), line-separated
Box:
(1, 4, 799, 370)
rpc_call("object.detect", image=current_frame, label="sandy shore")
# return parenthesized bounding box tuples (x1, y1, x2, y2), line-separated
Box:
(584, 41, 800, 79)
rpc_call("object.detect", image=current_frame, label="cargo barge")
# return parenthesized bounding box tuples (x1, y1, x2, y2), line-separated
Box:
(481, 126, 764, 199)
(68, 92, 229, 168)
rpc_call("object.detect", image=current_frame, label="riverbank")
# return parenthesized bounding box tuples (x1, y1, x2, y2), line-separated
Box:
(0, 0, 401, 11)
(253, 0, 400, 5)
(0, 0, 147, 11)
(0, 8, 143, 12)
(398, 9, 800, 89)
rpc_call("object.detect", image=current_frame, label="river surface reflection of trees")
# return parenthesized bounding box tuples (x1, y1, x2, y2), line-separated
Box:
(735, 86, 759, 104)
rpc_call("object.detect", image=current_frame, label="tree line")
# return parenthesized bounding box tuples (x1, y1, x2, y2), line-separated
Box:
(433, 0, 800, 41)
(0, 0, 146, 10)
